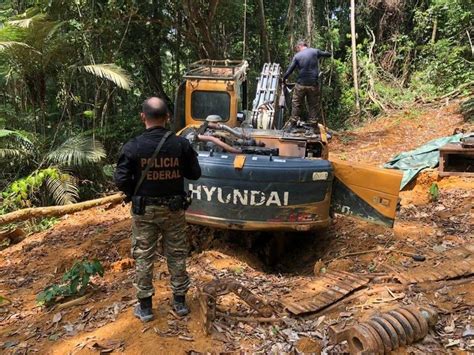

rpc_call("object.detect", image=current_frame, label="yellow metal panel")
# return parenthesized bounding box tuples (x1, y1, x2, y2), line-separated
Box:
(318, 124, 328, 144)
(185, 80, 238, 127)
(330, 158, 402, 219)
(233, 155, 246, 169)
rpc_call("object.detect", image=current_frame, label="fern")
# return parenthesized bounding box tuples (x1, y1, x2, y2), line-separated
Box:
(45, 173, 79, 205)
(81, 64, 132, 90)
(46, 136, 106, 168)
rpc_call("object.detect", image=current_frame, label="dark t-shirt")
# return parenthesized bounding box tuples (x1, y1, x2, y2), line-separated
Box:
(283, 47, 331, 86)
(114, 126, 201, 198)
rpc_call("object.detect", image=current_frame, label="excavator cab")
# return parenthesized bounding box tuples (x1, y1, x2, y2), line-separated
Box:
(173, 60, 248, 132)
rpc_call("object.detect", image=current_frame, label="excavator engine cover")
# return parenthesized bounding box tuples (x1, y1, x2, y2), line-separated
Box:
(185, 153, 333, 231)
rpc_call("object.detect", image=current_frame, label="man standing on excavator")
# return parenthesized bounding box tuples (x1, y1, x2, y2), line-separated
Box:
(283, 40, 331, 125)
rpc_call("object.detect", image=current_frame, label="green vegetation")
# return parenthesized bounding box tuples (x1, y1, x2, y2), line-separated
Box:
(0, 0, 472, 214)
(429, 183, 440, 202)
(36, 259, 104, 306)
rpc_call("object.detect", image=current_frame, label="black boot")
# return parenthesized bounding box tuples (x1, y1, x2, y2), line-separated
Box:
(134, 296, 154, 322)
(172, 294, 190, 317)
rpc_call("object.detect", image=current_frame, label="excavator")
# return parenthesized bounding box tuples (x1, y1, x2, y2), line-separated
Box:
(174, 60, 402, 232)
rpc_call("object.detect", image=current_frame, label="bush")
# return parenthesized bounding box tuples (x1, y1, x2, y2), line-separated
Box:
(414, 40, 473, 94)
(322, 59, 355, 129)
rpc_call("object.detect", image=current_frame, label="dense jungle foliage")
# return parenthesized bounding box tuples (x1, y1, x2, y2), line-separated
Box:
(0, 0, 472, 212)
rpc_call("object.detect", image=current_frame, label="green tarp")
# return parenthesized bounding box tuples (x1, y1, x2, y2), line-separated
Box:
(384, 134, 464, 190)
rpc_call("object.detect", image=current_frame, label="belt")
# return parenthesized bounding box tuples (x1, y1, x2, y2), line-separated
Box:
(297, 82, 318, 87)
(144, 196, 177, 206)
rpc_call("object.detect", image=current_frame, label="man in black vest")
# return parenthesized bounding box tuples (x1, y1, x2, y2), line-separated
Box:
(283, 40, 331, 124)
(115, 97, 201, 322)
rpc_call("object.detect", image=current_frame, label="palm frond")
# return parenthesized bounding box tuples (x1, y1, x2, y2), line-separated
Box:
(45, 173, 79, 205)
(8, 13, 46, 28)
(0, 41, 35, 50)
(46, 136, 106, 168)
(0, 129, 33, 142)
(81, 64, 132, 90)
(0, 129, 34, 160)
(0, 148, 27, 159)
(8, 18, 33, 28)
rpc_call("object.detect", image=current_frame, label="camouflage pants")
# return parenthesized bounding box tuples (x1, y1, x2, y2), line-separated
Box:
(131, 205, 190, 299)
(291, 83, 320, 121)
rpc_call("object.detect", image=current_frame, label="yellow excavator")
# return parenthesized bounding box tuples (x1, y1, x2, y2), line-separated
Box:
(174, 60, 402, 232)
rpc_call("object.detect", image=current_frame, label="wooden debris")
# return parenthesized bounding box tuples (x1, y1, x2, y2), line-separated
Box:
(0, 193, 124, 226)
(56, 293, 91, 311)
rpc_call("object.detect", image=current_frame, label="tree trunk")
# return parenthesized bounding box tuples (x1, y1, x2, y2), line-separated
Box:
(143, 58, 173, 110)
(350, 0, 360, 112)
(182, 0, 220, 59)
(431, 18, 437, 43)
(0, 193, 124, 226)
(326, 0, 334, 86)
(287, 0, 296, 51)
(467, 30, 474, 57)
(257, 0, 271, 63)
(243, 0, 248, 58)
(305, 0, 313, 46)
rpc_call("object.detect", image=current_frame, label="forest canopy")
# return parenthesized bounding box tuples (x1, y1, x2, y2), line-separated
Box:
(0, 0, 472, 213)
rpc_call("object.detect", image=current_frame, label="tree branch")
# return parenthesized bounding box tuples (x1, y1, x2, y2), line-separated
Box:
(0, 193, 124, 226)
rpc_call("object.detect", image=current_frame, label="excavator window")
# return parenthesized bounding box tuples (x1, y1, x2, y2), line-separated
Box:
(191, 90, 231, 121)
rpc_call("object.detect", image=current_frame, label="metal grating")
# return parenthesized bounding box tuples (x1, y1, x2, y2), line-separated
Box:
(282, 270, 370, 315)
(184, 59, 248, 81)
(251, 63, 281, 129)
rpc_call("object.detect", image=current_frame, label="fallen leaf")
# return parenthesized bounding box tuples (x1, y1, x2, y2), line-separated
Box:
(52, 312, 62, 324)
(49, 334, 60, 341)
(211, 332, 228, 342)
(314, 316, 326, 328)
(445, 339, 460, 348)
(63, 323, 75, 333)
(113, 302, 122, 315)
(17, 342, 29, 349)
(2, 340, 19, 349)
(444, 319, 456, 334)
(281, 328, 300, 342)
(89, 339, 124, 353)
(463, 325, 474, 338)
(178, 335, 194, 342)
(433, 245, 447, 253)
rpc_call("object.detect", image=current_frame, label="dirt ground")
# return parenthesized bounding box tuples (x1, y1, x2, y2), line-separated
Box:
(1, 101, 473, 354)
